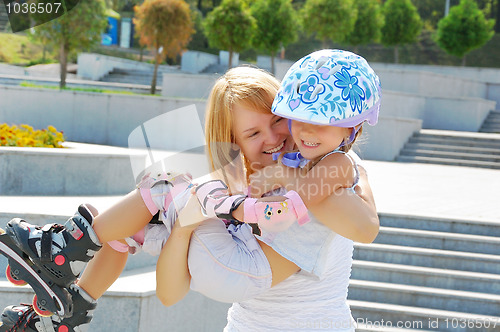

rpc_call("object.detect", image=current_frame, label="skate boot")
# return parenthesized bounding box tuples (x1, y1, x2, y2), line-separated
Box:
(0, 205, 102, 318)
(0, 284, 97, 332)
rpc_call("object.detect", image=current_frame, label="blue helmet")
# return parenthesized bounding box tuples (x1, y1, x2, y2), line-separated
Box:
(272, 49, 381, 128)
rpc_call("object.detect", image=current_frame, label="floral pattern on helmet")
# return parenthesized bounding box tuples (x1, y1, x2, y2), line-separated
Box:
(298, 74, 325, 104)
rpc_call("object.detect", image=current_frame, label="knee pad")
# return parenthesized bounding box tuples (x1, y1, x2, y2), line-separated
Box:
(107, 229, 145, 254)
(188, 219, 272, 303)
(137, 172, 193, 215)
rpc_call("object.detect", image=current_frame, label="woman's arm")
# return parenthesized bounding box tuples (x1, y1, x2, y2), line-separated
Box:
(155, 193, 202, 306)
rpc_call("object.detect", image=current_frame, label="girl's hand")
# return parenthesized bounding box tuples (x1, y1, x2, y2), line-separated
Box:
(249, 164, 297, 198)
(176, 189, 209, 230)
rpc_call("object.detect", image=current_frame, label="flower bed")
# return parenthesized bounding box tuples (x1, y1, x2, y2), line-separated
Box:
(0, 124, 65, 148)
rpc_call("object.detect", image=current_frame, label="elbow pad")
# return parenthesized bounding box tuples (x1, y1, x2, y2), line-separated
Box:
(188, 219, 272, 303)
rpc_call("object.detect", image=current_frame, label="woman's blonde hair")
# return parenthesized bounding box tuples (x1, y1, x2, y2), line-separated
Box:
(205, 66, 280, 186)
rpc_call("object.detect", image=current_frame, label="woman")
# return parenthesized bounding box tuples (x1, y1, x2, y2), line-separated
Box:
(158, 65, 379, 331)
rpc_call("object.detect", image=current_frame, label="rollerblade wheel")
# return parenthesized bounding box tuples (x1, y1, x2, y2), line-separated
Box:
(32, 295, 53, 317)
(5, 265, 28, 286)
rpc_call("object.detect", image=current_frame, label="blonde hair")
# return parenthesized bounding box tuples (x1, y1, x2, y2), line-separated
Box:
(205, 66, 280, 187)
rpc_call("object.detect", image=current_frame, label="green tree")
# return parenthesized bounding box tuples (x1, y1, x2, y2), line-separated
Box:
(203, 0, 256, 68)
(344, 0, 383, 52)
(30, 0, 107, 88)
(435, 0, 495, 65)
(251, 0, 299, 74)
(106, 0, 141, 11)
(134, 0, 194, 94)
(301, 0, 357, 47)
(381, 0, 422, 63)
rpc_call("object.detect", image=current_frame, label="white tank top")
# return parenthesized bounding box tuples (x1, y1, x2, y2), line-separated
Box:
(224, 229, 355, 331)
(224, 151, 364, 331)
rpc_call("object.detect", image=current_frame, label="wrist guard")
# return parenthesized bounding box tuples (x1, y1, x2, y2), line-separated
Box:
(244, 190, 310, 233)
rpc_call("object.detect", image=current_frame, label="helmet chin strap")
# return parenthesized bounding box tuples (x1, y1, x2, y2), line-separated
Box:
(337, 124, 362, 149)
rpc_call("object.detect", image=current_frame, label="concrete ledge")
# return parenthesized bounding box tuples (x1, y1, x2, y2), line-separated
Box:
(181, 50, 219, 74)
(356, 116, 422, 161)
(383, 91, 496, 131)
(162, 72, 219, 99)
(77, 53, 178, 81)
(372, 63, 500, 84)
(487, 83, 500, 109)
(0, 267, 231, 332)
(0, 142, 144, 195)
(423, 96, 495, 131)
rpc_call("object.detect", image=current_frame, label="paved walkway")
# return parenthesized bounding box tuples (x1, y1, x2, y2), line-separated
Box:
(1, 160, 499, 225)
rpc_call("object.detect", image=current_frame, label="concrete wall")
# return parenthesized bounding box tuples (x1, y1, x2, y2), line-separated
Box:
(375, 69, 488, 99)
(0, 86, 206, 148)
(356, 116, 422, 161)
(162, 73, 219, 99)
(423, 96, 494, 131)
(77, 53, 176, 81)
(382, 91, 495, 131)
(487, 83, 500, 109)
(371, 63, 500, 84)
(181, 50, 219, 74)
(382, 91, 426, 120)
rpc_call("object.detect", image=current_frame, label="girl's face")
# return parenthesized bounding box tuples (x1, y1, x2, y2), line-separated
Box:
(291, 121, 351, 160)
(232, 103, 294, 171)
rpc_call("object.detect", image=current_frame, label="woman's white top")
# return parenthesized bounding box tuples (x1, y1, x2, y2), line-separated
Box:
(224, 228, 355, 331)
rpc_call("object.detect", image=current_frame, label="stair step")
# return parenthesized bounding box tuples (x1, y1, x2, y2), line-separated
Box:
(399, 148, 500, 162)
(354, 243, 500, 274)
(349, 300, 500, 332)
(481, 127, 500, 132)
(396, 155, 500, 169)
(419, 129, 500, 140)
(379, 213, 500, 237)
(376, 227, 500, 255)
(480, 128, 500, 133)
(349, 280, 500, 317)
(408, 136, 500, 149)
(356, 325, 432, 332)
(403, 142, 500, 155)
(351, 260, 500, 294)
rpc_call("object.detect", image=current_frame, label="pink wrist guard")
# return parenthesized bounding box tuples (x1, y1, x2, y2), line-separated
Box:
(195, 180, 245, 221)
(244, 190, 310, 233)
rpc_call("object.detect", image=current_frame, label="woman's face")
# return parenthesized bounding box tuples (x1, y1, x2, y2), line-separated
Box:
(232, 103, 294, 171)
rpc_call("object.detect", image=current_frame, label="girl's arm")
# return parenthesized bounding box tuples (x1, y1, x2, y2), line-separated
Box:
(248, 157, 379, 243)
(308, 167, 379, 243)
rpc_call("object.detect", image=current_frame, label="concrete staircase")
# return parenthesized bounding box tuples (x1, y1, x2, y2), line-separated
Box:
(100, 67, 177, 86)
(396, 129, 500, 169)
(349, 213, 500, 331)
(1, 213, 500, 331)
(480, 110, 500, 133)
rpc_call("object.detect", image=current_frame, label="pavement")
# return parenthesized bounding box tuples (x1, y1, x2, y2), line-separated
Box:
(1, 158, 499, 226)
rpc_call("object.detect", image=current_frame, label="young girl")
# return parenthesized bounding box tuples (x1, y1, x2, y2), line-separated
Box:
(1, 55, 379, 331)
(184, 49, 381, 331)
